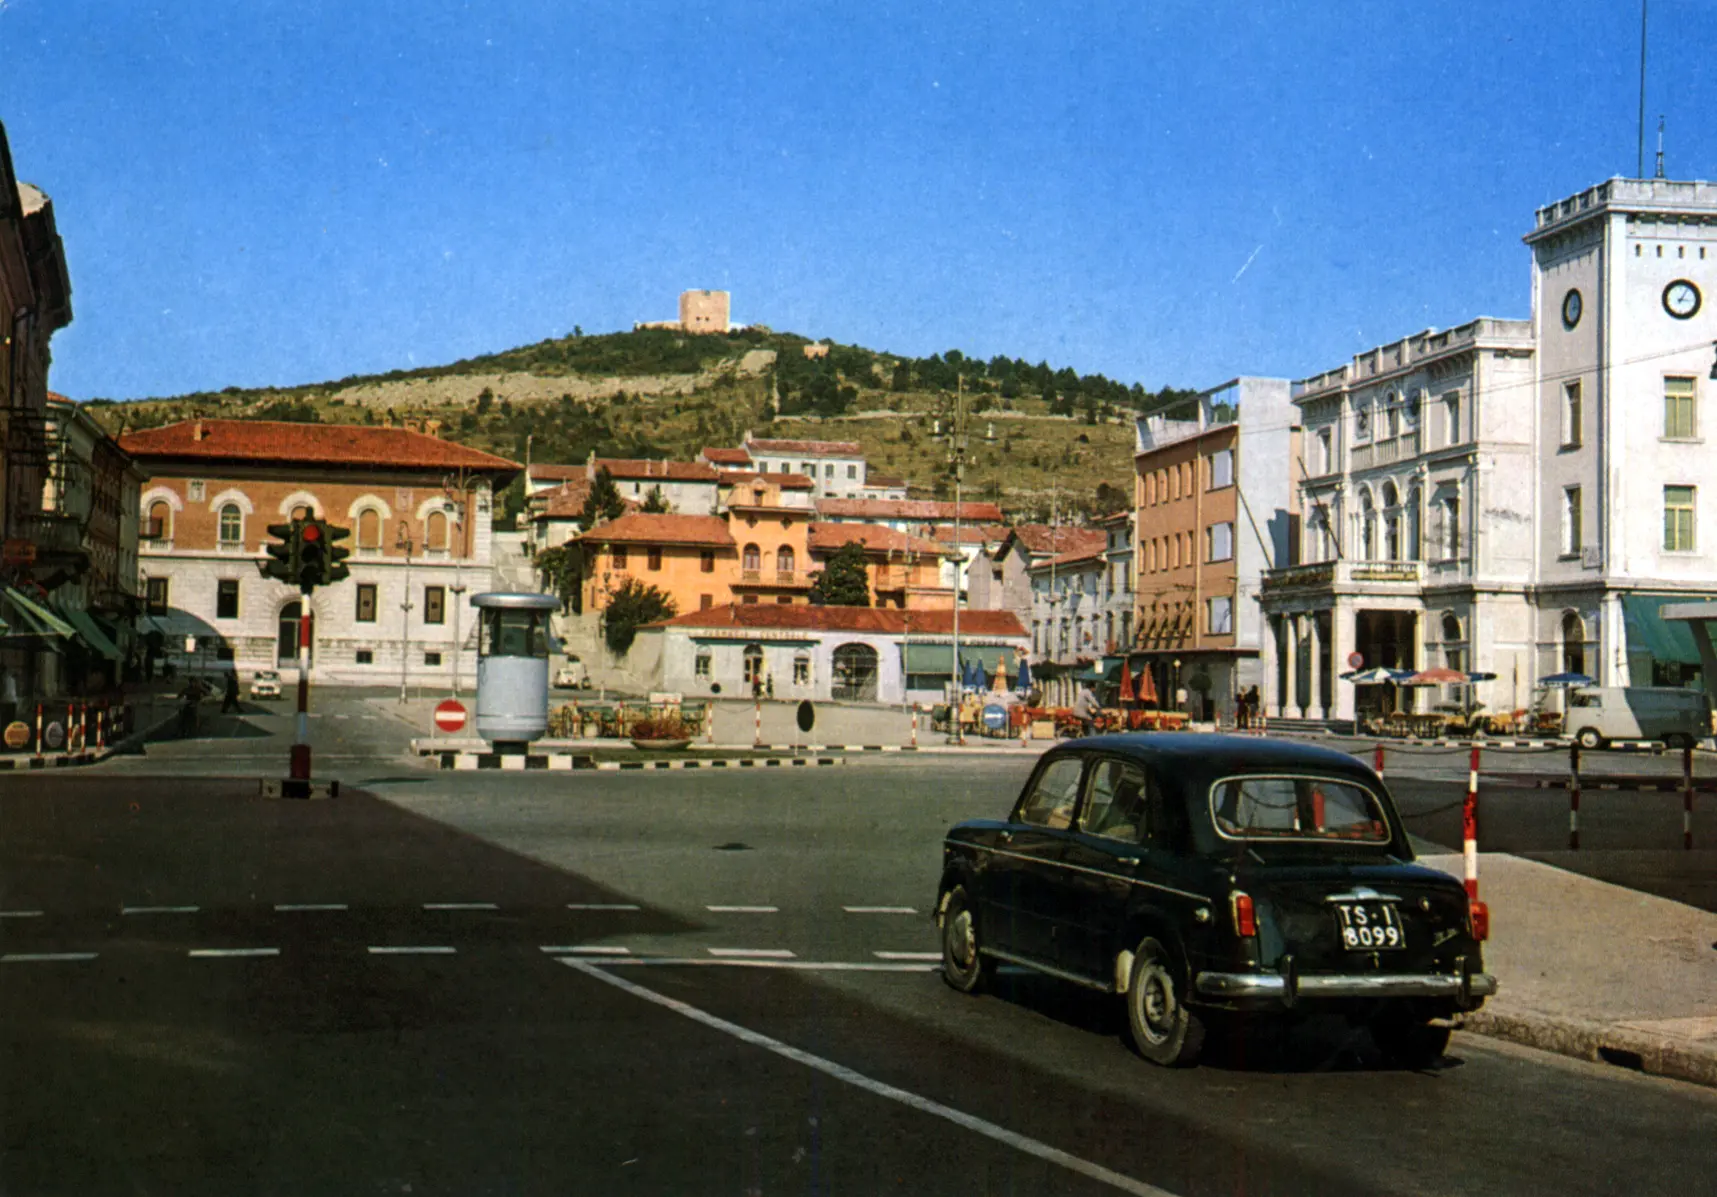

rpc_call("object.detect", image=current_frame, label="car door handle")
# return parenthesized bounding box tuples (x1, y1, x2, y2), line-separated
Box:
(1116, 856, 1140, 868)
(999, 831, 1013, 845)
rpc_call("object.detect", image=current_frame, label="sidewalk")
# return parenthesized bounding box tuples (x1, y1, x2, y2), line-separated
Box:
(1421, 851, 1717, 1087)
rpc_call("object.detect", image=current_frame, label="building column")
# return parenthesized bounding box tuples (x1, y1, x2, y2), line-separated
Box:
(1260, 613, 1279, 716)
(1282, 615, 1299, 717)
(1329, 598, 1356, 724)
(1307, 613, 1325, 720)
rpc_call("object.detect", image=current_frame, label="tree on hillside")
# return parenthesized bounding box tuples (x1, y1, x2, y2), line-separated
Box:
(641, 486, 671, 514)
(580, 467, 626, 530)
(533, 543, 582, 612)
(808, 542, 872, 607)
(603, 578, 677, 655)
(1095, 481, 1128, 513)
(476, 388, 494, 416)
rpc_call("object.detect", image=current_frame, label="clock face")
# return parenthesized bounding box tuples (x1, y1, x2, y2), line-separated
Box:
(1663, 279, 1702, 320)
(1561, 288, 1582, 329)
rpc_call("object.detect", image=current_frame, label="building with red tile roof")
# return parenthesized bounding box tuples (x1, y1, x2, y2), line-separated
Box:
(740, 430, 870, 500)
(815, 497, 1006, 528)
(699, 446, 753, 467)
(118, 419, 520, 477)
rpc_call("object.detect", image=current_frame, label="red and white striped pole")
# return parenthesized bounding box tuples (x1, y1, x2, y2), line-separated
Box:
(1683, 744, 1695, 851)
(910, 705, 918, 749)
(1568, 742, 1582, 851)
(753, 697, 763, 749)
(290, 600, 312, 780)
(1462, 745, 1481, 901)
(33, 703, 43, 760)
(1373, 743, 1386, 779)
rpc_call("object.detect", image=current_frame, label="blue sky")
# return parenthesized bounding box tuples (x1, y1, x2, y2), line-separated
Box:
(3, 1, 1715, 401)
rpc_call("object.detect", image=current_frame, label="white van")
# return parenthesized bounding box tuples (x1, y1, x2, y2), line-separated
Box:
(1565, 686, 1712, 749)
(553, 655, 590, 689)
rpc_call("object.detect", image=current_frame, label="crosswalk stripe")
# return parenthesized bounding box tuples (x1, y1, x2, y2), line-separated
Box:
(708, 947, 795, 958)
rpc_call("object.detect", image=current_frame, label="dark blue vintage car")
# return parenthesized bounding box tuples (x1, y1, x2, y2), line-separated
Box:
(935, 734, 1495, 1067)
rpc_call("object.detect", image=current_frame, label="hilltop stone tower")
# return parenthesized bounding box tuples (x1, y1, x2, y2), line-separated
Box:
(678, 289, 730, 334)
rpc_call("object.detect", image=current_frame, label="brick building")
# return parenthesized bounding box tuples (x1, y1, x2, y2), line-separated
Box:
(117, 420, 518, 686)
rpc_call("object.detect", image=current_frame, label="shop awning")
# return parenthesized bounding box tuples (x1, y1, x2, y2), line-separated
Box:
(903, 643, 1014, 675)
(59, 604, 123, 660)
(1, 587, 76, 639)
(1622, 593, 1715, 666)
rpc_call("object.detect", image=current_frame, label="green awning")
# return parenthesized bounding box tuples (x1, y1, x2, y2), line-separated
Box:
(2, 588, 76, 638)
(59, 604, 123, 660)
(903, 644, 1012, 675)
(1623, 593, 1716, 666)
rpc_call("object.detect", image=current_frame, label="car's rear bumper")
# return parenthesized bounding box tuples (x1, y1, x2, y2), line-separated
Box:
(1196, 969, 1497, 1003)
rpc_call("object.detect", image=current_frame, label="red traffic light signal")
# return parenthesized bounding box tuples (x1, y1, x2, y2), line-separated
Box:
(301, 522, 322, 543)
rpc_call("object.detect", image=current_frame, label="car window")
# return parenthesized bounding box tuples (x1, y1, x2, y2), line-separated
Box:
(1079, 758, 1150, 844)
(1210, 775, 1390, 843)
(1017, 757, 1084, 830)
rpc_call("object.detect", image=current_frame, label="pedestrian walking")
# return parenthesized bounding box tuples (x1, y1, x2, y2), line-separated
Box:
(1073, 683, 1099, 738)
(220, 669, 241, 714)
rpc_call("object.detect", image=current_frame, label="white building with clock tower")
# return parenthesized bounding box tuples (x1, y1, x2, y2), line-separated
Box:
(1260, 177, 1717, 725)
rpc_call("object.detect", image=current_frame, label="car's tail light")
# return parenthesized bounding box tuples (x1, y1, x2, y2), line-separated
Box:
(1231, 891, 1257, 938)
(1468, 898, 1490, 942)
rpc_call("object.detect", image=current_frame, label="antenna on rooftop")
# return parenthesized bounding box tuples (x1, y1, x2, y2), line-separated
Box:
(1637, 0, 1649, 178)
(1654, 115, 1666, 179)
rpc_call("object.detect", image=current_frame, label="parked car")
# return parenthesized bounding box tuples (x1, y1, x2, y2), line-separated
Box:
(936, 733, 1494, 1068)
(249, 670, 281, 700)
(554, 656, 590, 689)
(1565, 685, 1711, 750)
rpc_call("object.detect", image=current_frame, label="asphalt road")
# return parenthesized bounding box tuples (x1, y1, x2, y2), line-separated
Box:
(6, 738, 1717, 1195)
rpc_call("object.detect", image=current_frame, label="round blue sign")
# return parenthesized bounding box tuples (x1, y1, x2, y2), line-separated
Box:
(981, 704, 1008, 730)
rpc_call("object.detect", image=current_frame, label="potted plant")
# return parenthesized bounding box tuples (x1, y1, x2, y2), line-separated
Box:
(629, 712, 692, 751)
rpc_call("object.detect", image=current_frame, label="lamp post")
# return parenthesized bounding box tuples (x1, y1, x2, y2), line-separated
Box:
(933, 379, 971, 744)
(396, 521, 415, 703)
(441, 469, 477, 698)
(1173, 657, 1183, 713)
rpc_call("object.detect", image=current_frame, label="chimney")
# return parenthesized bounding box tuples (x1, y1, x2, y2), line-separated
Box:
(423, 419, 442, 438)
(193, 420, 206, 441)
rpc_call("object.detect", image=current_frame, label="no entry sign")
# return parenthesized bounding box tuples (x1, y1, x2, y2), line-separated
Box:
(433, 699, 468, 734)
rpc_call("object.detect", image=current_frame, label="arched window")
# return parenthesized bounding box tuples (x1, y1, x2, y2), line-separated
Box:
(776, 546, 795, 574)
(1442, 613, 1466, 674)
(357, 509, 381, 550)
(743, 543, 761, 571)
(426, 511, 449, 552)
(1407, 486, 1423, 561)
(217, 503, 243, 546)
(1561, 611, 1586, 676)
(1382, 482, 1401, 561)
(743, 643, 764, 686)
(147, 499, 172, 541)
(290, 504, 313, 521)
(1360, 489, 1377, 560)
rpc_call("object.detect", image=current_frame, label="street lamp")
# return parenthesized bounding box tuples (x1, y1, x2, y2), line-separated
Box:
(441, 469, 477, 698)
(1172, 657, 1182, 713)
(396, 520, 415, 703)
(933, 380, 972, 744)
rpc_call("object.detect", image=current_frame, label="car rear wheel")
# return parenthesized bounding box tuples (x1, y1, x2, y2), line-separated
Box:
(1125, 937, 1204, 1067)
(1370, 1011, 1451, 1069)
(1575, 727, 1603, 750)
(940, 886, 994, 995)
(1665, 732, 1693, 751)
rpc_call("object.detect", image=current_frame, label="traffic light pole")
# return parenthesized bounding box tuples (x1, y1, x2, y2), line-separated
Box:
(291, 588, 313, 781)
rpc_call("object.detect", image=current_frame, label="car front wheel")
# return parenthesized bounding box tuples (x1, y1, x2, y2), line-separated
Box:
(1575, 728, 1603, 750)
(1125, 937, 1204, 1066)
(939, 885, 994, 995)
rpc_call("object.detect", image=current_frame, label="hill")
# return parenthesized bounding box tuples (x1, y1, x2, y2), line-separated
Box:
(84, 326, 1199, 523)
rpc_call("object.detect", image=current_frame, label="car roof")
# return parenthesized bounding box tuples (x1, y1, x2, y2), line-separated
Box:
(1051, 733, 1376, 781)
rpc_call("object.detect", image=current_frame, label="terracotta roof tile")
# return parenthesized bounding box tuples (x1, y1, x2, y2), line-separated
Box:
(647, 604, 1027, 637)
(700, 447, 754, 465)
(575, 513, 734, 548)
(118, 419, 519, 473)
(529, 463, 586, 483)
(597, 458, 720, 482)
(745, 436, 865, 456)
(717, 470, 816, 490)
(1011, 524, 1106, 557)
(808, 522, 950, 557)
(816, 497, 1006, 522)
(929, 523, 1012, 545)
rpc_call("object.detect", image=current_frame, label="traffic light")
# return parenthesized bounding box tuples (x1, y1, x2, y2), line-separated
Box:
(263, 522, 300, 583)
(324, 522, 352, 584)
(298, 519, 327, 590)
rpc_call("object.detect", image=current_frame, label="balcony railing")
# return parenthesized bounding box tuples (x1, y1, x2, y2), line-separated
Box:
(740, 569, 762, 583)
(1261, 559, 1423, 593)
(775, 570, 797, 585)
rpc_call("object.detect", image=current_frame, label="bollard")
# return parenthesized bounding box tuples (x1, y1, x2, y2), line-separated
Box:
(1373, 743, 1385, 779)
(34, 704, 43, 760)
(911, 706, 919, 749)
(1683, 744, 1695, 851)
(1568, 742, 1582, 851)
(707, 701, 716, 745)
(753, 698, 763, 749)
(1462, 745, 1481, 901)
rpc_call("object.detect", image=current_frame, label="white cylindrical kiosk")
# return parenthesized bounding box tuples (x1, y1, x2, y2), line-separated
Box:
(472, 592, 559, 752)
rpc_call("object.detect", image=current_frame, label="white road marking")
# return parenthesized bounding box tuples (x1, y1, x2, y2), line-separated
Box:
(539, 945, 631, 956)
(559, 957, 1181, 1197)
(843, 906, 918, 915)
(603, 958, 935, 973)
(367, 946, 457, 955)
(0, 910, 44, 918)
(2, 952, 98, 963)
(274, 903, 348, 912)
(708, 947, 795, 958)
(122, 905, 199, 915)
(873, 951, 942, 962)
(188, 948, 279, 958)
(422, 902, 499, 911)
(566, 903, 641, 911)
(706, 905, 779, 913)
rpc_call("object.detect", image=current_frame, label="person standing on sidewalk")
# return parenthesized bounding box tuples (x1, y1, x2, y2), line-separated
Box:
(220, 669, 241, 714)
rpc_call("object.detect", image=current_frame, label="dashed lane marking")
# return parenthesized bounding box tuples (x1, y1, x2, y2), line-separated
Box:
(539, 945, 631, 956)
(422, 902, 500, 911)
(873, 951, 942, 962)
(559, 957, 1182, 1197)
(843, 906, 918, 915)
(2, 952, 98, 963)
(367, 946, 457, 955)
(122, 905, 199, 915)
(274, 903, 348, 912)
(706, 905, 779, 914)
(708, 947, 795, 958)
(601, 958, 935, 972)
(567, 903, 642, 911)
(188, 948, 280, 959)
(0, 910, 44, 918)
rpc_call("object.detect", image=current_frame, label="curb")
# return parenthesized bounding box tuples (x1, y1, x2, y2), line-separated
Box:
(434, 751, 844, 771)
(1464, 1008, 1717, 1090)
(0, 707, 180, 771)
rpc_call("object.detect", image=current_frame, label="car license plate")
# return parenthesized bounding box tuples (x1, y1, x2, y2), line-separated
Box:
(1333, 901, 1405, 950)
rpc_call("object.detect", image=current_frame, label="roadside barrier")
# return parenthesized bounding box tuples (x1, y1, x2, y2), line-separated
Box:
(1464, 746, 1480, 901)
(753, 699, 763, 749)
(1468, 742, 1713, 850)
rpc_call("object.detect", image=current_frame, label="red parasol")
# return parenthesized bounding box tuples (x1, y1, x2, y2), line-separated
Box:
(1117, 660, 1135, 703)
(1135, 663, 1159, 706)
